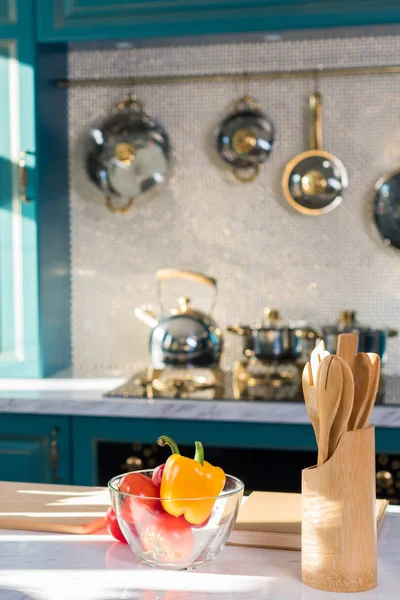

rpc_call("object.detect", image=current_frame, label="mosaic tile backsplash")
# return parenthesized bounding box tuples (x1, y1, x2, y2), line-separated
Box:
(68, 35, 400, 377)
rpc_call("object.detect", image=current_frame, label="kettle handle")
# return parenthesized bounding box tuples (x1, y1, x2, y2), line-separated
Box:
(156, 269, 217, 315)
(156, 269, 216, 289)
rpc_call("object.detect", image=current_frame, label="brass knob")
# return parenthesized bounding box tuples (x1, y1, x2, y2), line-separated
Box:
(115, 142, 136, 165)
(300, 169, 328, 196)
(232, 128, 257, 154)
(178, 296, 190, 312)
(339, 310, 356, 327)
(376, 470, 393, 489)
(264, 308, 280, 321)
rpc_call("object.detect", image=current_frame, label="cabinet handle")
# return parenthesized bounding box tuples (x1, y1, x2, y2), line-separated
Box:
(50, 426, 61, 482)
(19, 151, 30, 203)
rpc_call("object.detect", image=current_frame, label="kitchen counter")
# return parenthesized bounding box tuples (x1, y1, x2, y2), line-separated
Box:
(0, 507, 399, 599)
(1, 378, 400, 427)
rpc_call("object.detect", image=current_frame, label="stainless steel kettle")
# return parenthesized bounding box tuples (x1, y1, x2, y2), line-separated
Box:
(135, 269, 223, 369)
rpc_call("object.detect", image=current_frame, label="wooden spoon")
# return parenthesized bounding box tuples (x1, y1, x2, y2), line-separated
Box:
(348, 352, 372, 430)
(302, 362, 319, 443)
(317, 355, 343, 466)
(328, 356, 354, 457)
(358, 353, 381, 429)
(310, 340, 330, 385)
(336, 332, 358, 372)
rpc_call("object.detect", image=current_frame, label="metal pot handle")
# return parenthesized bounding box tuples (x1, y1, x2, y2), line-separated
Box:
(234, 95, 261, 112)
(227, 325, 246, 336)
(233, 164, 260, 183)
(118, 95, 144, 114)
(156, 269, 217, 315)
(294, 328, 318, 339)
(105, 195, 134, 214)
(309, 92, 322, 151)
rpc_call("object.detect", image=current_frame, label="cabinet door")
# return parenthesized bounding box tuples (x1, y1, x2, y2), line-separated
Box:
(0, 0, 42, 377)
(38, 0, 400, 43)
(0, 414, 70, 483)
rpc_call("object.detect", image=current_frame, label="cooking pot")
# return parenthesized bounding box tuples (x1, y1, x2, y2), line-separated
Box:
(85, 95, 171, 214)
(228, 309, 317, 361)
(321, 310, 398, 362)
(216, 96, 275, 183)
(135, 269, 223, 369)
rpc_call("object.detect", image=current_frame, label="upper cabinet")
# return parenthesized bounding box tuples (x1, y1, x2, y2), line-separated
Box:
(0, 1, 17, 29)
(0, 0, 70, 377)
(37, 0, 400, 42)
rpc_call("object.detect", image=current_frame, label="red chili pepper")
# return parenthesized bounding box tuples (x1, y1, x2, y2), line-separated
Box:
(141, 511, 194, 564)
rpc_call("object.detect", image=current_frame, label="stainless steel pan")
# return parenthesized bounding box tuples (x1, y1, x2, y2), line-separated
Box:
(282, 92, 348, 215)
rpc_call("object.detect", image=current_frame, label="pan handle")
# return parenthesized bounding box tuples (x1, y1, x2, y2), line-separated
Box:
(310, 92, 322, 151)
(105, 196, 134, 214)
(227, 325, 246, 336)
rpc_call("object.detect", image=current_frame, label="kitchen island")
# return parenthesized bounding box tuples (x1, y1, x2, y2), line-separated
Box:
(0, 506, 399, 599)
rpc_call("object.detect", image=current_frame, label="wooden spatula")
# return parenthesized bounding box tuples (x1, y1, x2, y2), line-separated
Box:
(302, 362, 319, 443)
(358, 353, 381, 429)
(348, 352, 372, 430)
(317, 355, 343, 466)
(336, 332, 358, 372)
(328, 356, 354, 458)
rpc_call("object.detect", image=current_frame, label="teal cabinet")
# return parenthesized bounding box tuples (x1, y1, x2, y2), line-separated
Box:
(71, 416, 318, 485)
(0, 1, 70, 377)
(0, 414, 70, 483)
(38, 0, 400, 42)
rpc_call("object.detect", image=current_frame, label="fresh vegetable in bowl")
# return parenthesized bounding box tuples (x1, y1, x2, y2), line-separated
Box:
(107, 435, 244, 570)
(157, 435, 226, 525)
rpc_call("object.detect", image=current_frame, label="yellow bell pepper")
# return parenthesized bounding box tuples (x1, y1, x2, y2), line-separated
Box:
(158, 436, 226, 525)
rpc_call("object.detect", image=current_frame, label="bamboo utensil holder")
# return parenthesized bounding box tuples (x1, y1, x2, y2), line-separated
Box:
(302, 425, 377, 593)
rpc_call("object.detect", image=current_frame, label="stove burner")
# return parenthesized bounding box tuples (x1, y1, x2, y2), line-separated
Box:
(232, 358, 301, 400)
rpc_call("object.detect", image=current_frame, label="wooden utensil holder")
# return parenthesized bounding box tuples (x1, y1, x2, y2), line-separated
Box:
(302, 425, 377, 593)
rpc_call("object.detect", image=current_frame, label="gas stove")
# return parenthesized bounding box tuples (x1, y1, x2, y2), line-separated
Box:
(105, 363, 391, 403)
(105, 366, 226, 400)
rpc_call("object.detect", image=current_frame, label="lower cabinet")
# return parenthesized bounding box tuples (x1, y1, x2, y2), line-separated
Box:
(70, 416, 318, 487)
(0, 414, 70, 484)
(2, 413, 400, 497)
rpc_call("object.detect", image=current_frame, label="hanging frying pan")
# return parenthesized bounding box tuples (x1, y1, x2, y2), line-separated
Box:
(282, 92, 348, 215)
(374, 168, 400, 249)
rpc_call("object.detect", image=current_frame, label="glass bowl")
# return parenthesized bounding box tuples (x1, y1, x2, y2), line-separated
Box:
(108, 469, 244, 571)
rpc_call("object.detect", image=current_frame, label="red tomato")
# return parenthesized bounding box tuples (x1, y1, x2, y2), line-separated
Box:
(141, 512, 194, 564)
(105, 506, 127, 544)
(151, 464, 165, 490)
(119, 496, 157, 529)
(119, 472, 160, 510)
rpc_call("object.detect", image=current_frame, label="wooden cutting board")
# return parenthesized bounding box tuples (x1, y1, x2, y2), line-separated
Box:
(0, 480, 109, 534)
(227, 492, 389, 551)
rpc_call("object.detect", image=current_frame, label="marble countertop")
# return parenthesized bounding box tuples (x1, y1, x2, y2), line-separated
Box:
(0, 507, 399, 599)
(0, 378, 400, 426)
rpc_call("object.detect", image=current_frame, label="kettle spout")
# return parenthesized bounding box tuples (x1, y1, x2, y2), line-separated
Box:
(135, 306, 158, 329)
